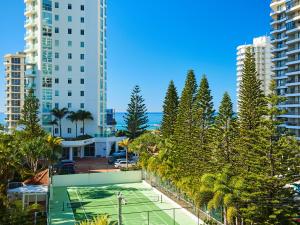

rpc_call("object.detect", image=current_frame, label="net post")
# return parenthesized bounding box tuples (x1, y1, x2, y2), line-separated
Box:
(197, 209, 200, 225)
(173, 208, 175, 225)
(147, 211, 150, 225)
(160, 195, 162, 203)
(62, 201, 64, 211)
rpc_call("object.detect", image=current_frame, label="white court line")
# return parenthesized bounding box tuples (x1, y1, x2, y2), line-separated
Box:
(75, 189, 88, 221)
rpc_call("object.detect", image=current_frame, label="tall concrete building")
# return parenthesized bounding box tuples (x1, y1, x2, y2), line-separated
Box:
(270, 0, 300, 140)
(4, 52, 26, 130)
(236, 36, 273, 107)
(23, 0, 122, 158)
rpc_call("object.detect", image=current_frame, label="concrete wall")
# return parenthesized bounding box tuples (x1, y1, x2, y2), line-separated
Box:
(52, 170, 142, 187)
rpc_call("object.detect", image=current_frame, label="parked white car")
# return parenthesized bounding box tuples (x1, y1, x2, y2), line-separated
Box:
(114, 160, 134, 168)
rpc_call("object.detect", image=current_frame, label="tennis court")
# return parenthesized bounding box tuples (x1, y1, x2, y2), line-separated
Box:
(50, 182, 200, 225)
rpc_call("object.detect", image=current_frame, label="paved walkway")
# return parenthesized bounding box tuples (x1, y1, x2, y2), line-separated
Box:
(74, 158, 119, 173)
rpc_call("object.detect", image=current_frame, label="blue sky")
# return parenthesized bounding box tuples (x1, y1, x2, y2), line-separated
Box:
(0, 0, 270, 112)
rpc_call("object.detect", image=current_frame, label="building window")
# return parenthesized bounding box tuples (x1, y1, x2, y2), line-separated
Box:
(54, 78, 59, 84)
(55, 27, 59, 33)
(80, 78, 84, 84)
(54, 128, 58, 134)
(80, 17, 84, 23)
(68, 103, 72, 108)
(68, 53, 72, 59)
(68, 28, 72, 34)
(55, 40, 59, 47)
(68, 4, 72, 9)
(68, 91, 72, 96)
(55, 52, 59, 59)
(55, 65, 59, 71)
(68, 41, 72, 47)
(55, 2, 59, 8)
(80, 127, 83, 134)
(68, 16, 72, 22)
(80, 66, 85, 72)
(80, 54, 84, 60)
(67, 128, 72, 134)
(68, 66, 72, 71)
(55, 15, 59, 21)
(80, 42, 85, 47)
(68, 78, 72, 84)
(80, 91, 84, 96)
(80, 5, 84, 11)
(55, 91, 59, 96)
(80, 103, 84, 109)
(80, 29, 84, 35)
(54, 103, 59, 108)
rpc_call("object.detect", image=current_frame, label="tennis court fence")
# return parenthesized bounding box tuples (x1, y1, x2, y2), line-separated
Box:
(73, 207, 200, 225)
(142, 170, 224, 225)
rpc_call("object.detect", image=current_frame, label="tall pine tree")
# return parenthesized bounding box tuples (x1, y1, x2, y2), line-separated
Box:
(238, 47, 266, 130)
(211, 92, 238, 171)
(161, 80, 179, 138)
(19, 89, 44, 137)
(237, 47, 267, 172)
(124, 85, 149, 139)
(191, 75, 215, 174)
(171, 70, 197, 178)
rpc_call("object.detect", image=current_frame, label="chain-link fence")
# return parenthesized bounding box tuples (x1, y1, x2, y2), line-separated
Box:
(142, 170, 223, 225)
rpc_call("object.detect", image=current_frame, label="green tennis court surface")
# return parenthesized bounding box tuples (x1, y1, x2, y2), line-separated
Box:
(50, 182, 199, 225)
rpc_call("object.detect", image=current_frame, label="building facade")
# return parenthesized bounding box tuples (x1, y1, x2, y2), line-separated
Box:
(236, 36, 273, 107)
(270, 0, 300, 140)
(23, 0, 123, 157)
(4, 52, 26, 130)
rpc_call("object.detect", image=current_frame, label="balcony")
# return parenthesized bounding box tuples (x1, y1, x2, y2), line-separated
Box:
(271, 46, 288, 52)
(24, 31, 36, 41)
(271, 36, 288, 43)
(25, 69, 37, 77)
(286, 69, 300, 76)
(271, 17, 287, 25)
(272, 55, 287, 62)
(286, 47, 300, 55)
(24, 5, 36, 16)
(24, 18, 36, 28)
(286, 2, 300, 13)
(278, 112, 300, 118)
(270, 26, 286, 34)
(286, 36, 300, 45)
(283, 122, 300, 129)
(24, 45, 36, 53)
(25, 83, 36, 89)
(286, 58, 300, 65)
(286, 26, 300, 34)
(270, 0, 286, 8)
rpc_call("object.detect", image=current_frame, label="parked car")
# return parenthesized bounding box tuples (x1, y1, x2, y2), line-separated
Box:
(53, 160, 75, 174)
(112, 150, 126, 158)
(114, 160, 134, 168)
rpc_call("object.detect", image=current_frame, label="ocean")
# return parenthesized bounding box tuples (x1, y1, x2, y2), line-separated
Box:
(0, 112, 163, 130)
(115, 112, 162, 130)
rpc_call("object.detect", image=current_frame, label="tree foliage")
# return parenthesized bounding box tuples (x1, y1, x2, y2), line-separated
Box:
(124, 85, 149, 139)
(161, 80, 179, 138)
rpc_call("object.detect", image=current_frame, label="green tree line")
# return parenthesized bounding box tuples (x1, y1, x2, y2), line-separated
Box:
(129, 48, 300, 224)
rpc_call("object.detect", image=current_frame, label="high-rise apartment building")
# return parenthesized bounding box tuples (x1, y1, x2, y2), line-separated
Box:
(236, 36, 273, 107)
(270, 0, 300, 140)
(23, 0, 122, 158)
(4, 52, 26, 130)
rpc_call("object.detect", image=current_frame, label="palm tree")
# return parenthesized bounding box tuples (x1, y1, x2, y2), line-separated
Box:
(118, 138, 130, 168)
(77, 110, 93, 135)
(48, 119, 58, 136)
(197, 170, 241, 225)
(51, 107, 69, 137)
(67, 111, 80, 138)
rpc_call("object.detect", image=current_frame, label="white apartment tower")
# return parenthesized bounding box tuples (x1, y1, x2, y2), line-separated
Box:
(270, 0, 300, 140)
(236, 36, 273, 106)
(4, 52, 26, 130)
(23, 0, 122, 158)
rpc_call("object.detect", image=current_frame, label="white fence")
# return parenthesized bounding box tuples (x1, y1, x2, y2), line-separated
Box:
(51, 170, 142, 187)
